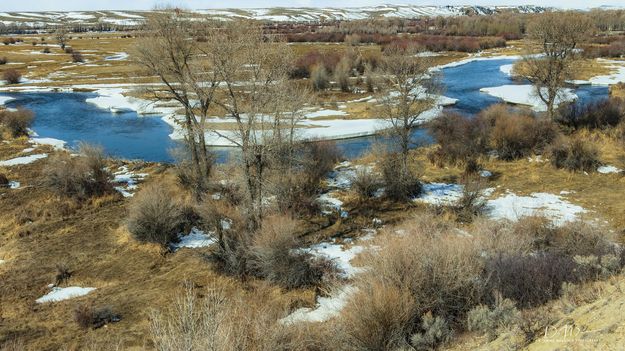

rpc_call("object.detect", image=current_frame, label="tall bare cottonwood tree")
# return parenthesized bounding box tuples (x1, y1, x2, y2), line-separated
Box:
(135, 11, 216, 196)
(521, 12, 592, 119)
(204, 20, 296, 230)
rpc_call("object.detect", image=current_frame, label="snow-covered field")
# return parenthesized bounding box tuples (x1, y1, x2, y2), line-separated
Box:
(0, 6, 547, 27)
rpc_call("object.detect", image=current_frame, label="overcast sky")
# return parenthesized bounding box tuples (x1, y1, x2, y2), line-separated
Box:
(1, 1, 623, 12)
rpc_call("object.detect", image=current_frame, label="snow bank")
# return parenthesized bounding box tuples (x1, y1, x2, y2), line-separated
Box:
(36, 286, 96, 303)
(499, 64, 514, 76)
(8, 181, 20, 189)
(480, 85, 577, 112)
(0, 153, 47, 166)
(0, 96, 15, 106)
(486, 192, 586, 225)
(171, 227, 215, 250)
(86, 88, 161, 114)
(31, 137, 66, 150)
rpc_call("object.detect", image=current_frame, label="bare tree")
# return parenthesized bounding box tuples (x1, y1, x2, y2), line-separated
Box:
(204, 20, 296, 231)
(55, 25, 69, 49)
(521, 12, 593, 119)
(377, 45, 438, 177)
(136, 11, 302, 230)
(135, 11, 216, 197)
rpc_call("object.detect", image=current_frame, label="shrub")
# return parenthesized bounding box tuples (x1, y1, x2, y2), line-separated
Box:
(490, 113, 558, 160)
(380, 152, 421, 201)
(3, 69, 21, 84)
(410, 312, 453, 350)
(0, 173, 8, 187)
(0, 108, 33, 137)
(467, 296, 520, 340)
(339, 283, 417, 350)
(42, 47, 50, 54)
(557, 99, 625, 130)
(55, 263, 71, 286)
(126, 182, 184, 246)
(546, 136, 600, 172)
(71, 51, 84, 63)
(273, 173, 319, 215)
(481, 253, 580, 308)
(360, 215, 482, 322)
(64, 46, 74, 53)
(74, 304, 120, 330)
(300, 140, 342, 193)
(428, 111, 490, 166)
(249, 215, 335, 289)
(451, 177, 486, 223)
(310, 64, 329, 91)
(334, 58, 351, 92)
(350, 167, 380, 201)
(44, 144, 113, 199)
(0, 57, 7, 65)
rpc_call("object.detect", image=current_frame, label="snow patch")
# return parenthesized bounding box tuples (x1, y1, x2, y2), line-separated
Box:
(597, 165, 622, 174)
(36, 286, 96, 303)
(486, 192, 585, 225)
(112, 166, 147, 197)
(171, 227, 215, 250)
(0, 153, 47, 166)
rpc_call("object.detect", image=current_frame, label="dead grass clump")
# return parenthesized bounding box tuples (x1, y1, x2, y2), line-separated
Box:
(2, 69, 21, 84)
(0, 108, 34, 137)
(44, 144, 113, 199)
(126, 182, 184, 246)
(74, 304, 120, 330)
(249, 215, 336, 289)
(338, 283, 417, 350)
(546, 136, 600, 172)
(149, 284, 310, 351)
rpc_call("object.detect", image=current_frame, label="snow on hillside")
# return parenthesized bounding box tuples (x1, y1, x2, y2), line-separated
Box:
(0, 5, 548, 27)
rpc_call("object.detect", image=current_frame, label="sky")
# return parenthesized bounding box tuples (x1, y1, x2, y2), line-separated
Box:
(1, 0, 623, 12)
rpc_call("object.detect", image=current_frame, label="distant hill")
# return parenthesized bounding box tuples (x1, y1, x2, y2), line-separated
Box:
(0, 5, 549, 29)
